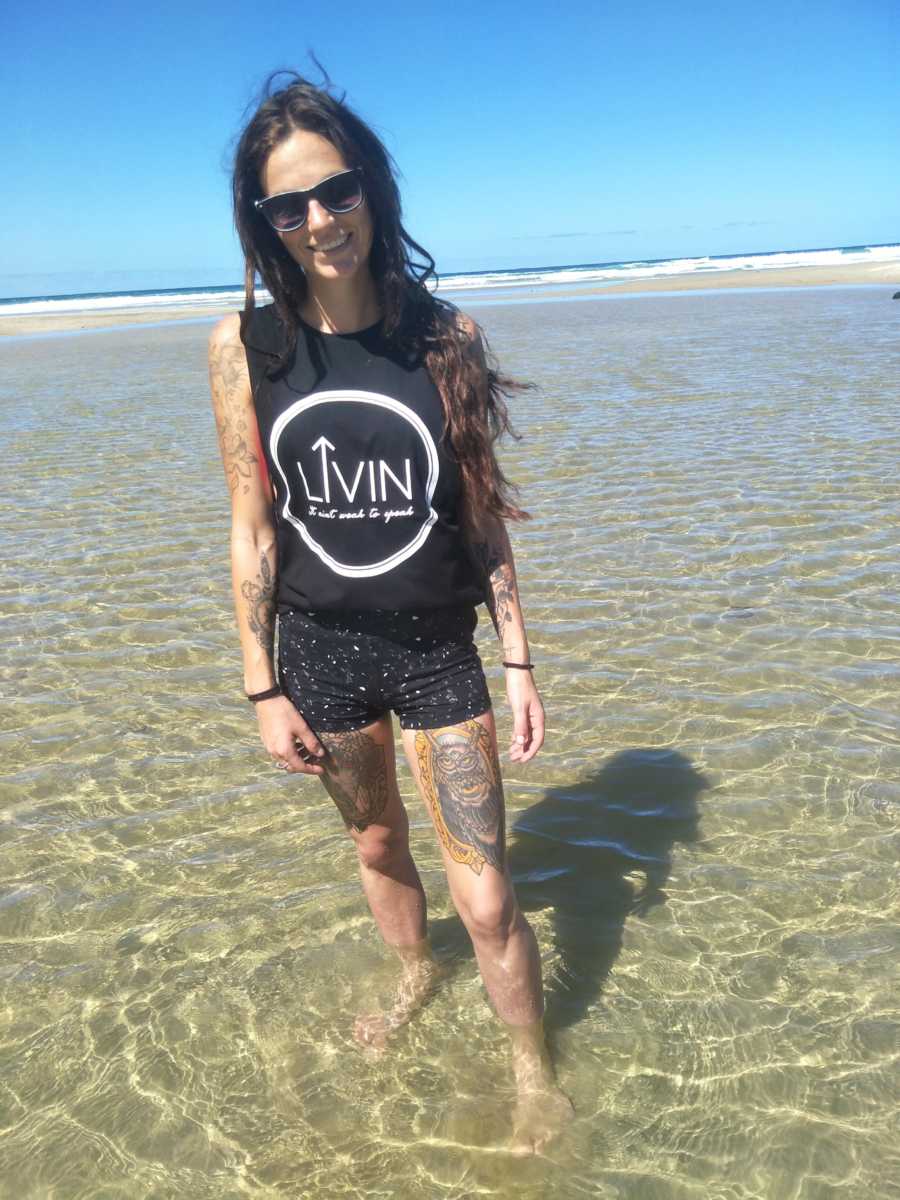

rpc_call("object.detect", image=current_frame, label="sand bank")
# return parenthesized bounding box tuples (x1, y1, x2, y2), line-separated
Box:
(0, 305, 231, 337)
(559, 259, 900, 299)
(2, 259, 898, 337)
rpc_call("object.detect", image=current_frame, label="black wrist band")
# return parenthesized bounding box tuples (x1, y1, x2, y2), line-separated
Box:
(502, 661, 534, 671)
(246, 685, 283, 703)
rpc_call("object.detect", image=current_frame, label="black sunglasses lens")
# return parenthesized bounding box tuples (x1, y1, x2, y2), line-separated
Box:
(264, 195, 308, 232)
(260, 172, 362, 231)
(319, 172, 363, 212)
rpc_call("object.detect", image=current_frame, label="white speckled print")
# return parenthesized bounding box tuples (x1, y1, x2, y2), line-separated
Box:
(277, 606, 492, 732)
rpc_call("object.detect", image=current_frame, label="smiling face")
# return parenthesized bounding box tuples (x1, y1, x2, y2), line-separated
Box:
(261, 128, 375, 295)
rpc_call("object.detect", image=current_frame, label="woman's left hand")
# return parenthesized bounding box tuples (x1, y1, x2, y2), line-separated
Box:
(505, 669, 545, 763)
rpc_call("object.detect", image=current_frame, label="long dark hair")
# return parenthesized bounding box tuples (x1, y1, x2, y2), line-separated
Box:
(232, 69, 528, 525)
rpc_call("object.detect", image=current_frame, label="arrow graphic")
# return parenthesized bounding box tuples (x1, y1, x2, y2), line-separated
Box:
(311, 436, 336, 504)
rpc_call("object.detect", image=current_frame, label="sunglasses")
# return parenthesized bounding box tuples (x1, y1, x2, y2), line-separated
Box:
(254, 168, 364, 233)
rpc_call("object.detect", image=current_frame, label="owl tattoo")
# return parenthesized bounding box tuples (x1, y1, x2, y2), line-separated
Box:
(415, 721, 505, 875)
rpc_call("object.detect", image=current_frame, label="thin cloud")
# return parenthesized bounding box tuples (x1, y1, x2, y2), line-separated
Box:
(509, 232, 591, 239)
(720, 220, 775, 229)
(510, 229, 637, 240)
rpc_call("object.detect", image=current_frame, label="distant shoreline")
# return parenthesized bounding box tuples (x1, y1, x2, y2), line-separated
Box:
(2, 259, 897, 337)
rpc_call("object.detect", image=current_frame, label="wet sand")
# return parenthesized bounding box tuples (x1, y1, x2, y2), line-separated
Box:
(558, 258, 900, 297)
(2, 259, 898, 336)
(0, 304, 224, 337)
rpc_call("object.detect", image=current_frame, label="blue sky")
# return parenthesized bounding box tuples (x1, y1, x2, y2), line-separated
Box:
(3, 0, 898, 297)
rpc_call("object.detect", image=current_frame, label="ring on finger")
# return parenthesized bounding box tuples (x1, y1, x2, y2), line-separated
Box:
(274, 760, 290, 771)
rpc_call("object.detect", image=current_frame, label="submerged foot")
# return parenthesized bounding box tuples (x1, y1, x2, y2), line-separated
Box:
(354, 950, 445, 1052)
(510, 1083, 575, 1156)
(507, 1019, 574, 1155)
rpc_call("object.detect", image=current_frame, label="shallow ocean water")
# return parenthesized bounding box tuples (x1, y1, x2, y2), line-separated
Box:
(1, 286, 898, 1198)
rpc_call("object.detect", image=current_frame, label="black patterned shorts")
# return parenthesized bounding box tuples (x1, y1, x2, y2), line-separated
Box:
(277, 606, 493, 733)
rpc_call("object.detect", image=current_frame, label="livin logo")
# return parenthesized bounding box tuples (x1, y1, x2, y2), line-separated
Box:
(297, 436, 413, 505)
(269, 390, 440, 579)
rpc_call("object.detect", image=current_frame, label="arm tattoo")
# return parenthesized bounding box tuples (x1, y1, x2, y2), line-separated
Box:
(487, 562, 516, 639)
(209, 339, 258, 496)
(240, 551, 275, 654)
(415, 721, 505, 875)
(319, 730, 389, 832)
(471, 540, 516, 639)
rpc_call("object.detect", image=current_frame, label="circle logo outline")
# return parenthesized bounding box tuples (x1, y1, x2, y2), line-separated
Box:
(269, 389, 439, 578)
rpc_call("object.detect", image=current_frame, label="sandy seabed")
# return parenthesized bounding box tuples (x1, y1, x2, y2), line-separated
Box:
(2, 259, 898, 337)
(2, 287, 899, 1196)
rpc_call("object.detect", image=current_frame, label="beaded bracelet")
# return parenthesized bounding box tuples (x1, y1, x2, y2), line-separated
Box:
(246, 685, 283, 703)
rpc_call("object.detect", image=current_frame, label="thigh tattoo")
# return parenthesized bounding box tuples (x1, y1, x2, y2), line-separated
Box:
(414, 720, 505, 875)
(320, 730, 389, 832)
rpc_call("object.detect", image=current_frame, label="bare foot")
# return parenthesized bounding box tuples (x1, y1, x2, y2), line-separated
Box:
(354, 949, 445, 1052)
(507, 1019, 574, 1154)
(510, 1084, 575, 1156)
(353, 1010, 394, 1053)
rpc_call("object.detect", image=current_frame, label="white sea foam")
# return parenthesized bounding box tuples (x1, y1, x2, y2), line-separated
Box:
(436, 244, 900, 293)
(2, 244, 898, 318)
(0, 288, 269, 318)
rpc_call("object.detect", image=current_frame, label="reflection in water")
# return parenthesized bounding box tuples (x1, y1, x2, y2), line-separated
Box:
(510, 749, 708, 1031)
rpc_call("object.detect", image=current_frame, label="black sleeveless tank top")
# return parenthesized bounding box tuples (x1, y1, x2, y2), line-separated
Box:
(241, 305, 485, 613)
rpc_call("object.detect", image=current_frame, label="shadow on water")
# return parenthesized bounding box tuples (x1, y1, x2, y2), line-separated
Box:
(428, 748, 709, 1032)
(510, 748, 709, 1031)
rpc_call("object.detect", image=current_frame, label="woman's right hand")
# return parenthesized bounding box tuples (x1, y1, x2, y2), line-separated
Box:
(255, 695, 327, 775)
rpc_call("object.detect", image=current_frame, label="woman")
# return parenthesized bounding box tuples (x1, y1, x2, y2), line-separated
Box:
(208, 72, 571, 1152)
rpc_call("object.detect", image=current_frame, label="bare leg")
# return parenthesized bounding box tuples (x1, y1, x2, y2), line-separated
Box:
(403, 712, 573, 1153)
(318, 715, 443, 1047)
